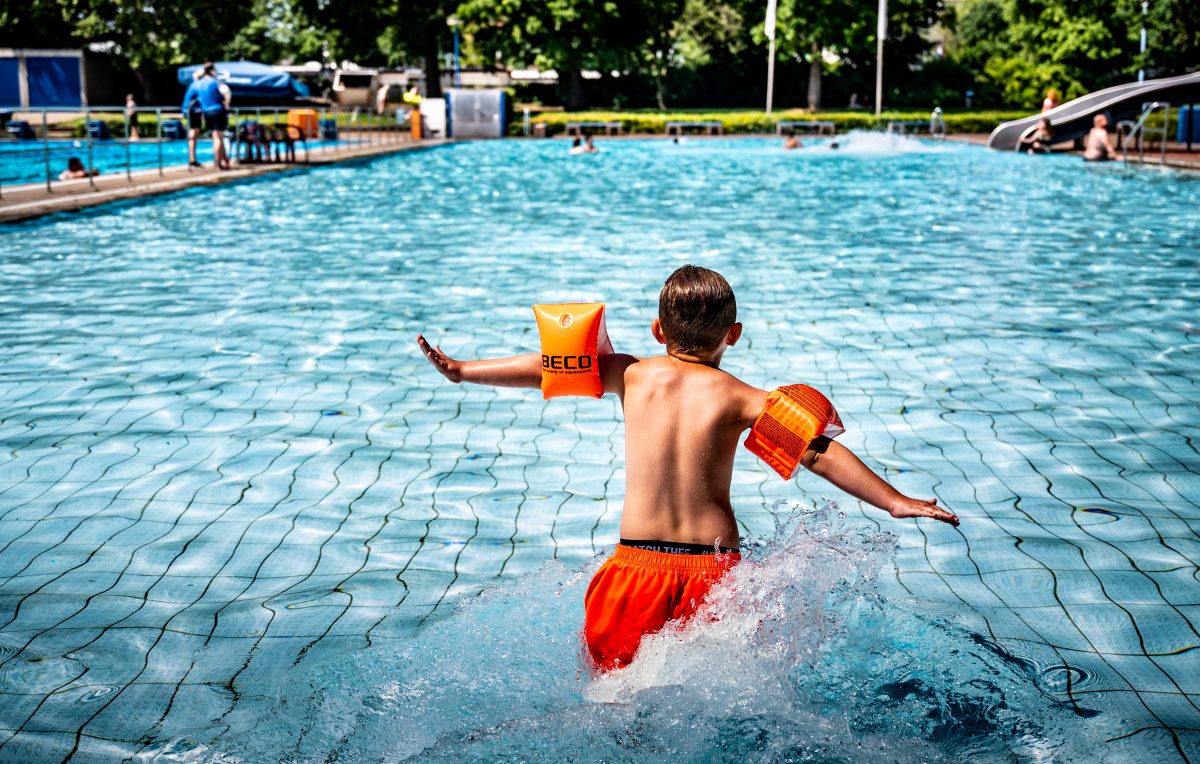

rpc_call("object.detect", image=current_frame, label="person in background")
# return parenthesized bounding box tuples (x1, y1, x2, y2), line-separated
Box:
(1042, 88, 1060, 112)
(376, 81, 389, 116)
(181, 63, 231, 170)
(1021, 118, 1055, 154)
(782, 129, 801, 150)
(848, 93, 864, 110)
(182, 66, 207, 167)
(1083, 113, 1118, 162)
(584, 135, 599, 153)
(570, 137, 586, 155)
(59, 156, 100, 180)
(125, 94, 140, 141)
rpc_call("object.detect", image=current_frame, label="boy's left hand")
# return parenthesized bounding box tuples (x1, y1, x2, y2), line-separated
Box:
(889, 497, 959, 526)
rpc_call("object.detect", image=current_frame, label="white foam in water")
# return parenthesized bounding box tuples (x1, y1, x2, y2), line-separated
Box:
(193, 503, 1100, 763)
(822, 129, 956, 155)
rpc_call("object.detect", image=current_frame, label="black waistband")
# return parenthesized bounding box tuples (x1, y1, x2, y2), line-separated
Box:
(620, 538, 739, 555)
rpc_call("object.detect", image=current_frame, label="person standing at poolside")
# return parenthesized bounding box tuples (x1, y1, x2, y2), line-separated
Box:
(125, 94, 140, 141)
(376, 81, 389, 116)
(182, 67, 207, 167)
(182, 63, 232, 170)
(1083, 114, 1118, 162)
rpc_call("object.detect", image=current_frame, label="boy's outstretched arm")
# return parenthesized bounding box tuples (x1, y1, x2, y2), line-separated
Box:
(800, 437, 960, 526)
(416, 335, 541, 388)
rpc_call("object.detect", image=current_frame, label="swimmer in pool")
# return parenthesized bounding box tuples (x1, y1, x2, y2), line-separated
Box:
(783, 129, 801, 150)
(1083, 114, 1118, 162)
(417, 266, 957, 671)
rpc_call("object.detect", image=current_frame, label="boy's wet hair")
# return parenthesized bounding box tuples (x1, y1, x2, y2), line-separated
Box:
(658, 265, 737, 354)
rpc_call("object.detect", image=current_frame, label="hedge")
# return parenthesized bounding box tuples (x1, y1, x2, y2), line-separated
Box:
(511, 109, 1033, 137)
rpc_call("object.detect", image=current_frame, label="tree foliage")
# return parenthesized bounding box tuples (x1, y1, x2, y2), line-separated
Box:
(951, 0, 1198, 108)
(2, 0, 1196, 109)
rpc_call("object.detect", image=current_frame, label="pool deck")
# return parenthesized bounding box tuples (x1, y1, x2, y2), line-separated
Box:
(0, 137, 443, 224)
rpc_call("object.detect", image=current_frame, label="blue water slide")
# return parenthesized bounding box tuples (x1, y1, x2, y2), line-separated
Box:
(986, 71, 1200, 151)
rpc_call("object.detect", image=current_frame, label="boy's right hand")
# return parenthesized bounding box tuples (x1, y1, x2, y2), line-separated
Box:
(417, 335, 464, 383)
(889, 497, 959, 526)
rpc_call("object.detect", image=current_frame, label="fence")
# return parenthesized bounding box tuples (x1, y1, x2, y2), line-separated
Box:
(0, 104, 415, 199)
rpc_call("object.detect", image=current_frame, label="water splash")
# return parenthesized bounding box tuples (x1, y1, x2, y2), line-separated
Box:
(190, 502, 1097, 763)
(822, 130, 959, 155)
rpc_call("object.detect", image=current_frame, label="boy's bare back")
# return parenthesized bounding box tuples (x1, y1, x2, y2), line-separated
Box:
(604, 354, 766, 548)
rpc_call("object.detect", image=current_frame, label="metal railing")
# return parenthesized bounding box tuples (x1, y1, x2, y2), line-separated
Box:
(1120, 101, 1170, 163)
(0, 104, 416, 198)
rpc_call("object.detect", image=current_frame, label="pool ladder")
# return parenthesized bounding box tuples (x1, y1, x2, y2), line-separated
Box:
(1120, 101, 1170, 163)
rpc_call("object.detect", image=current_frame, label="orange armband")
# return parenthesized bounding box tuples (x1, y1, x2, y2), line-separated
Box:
(744, 385, 845, 479)
(533, 302, 614, 399)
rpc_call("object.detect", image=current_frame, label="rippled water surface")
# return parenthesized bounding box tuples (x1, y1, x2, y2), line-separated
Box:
(1, 134, 1198, 762)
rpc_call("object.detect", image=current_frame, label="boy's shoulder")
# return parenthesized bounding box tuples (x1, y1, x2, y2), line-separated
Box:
(606, 353, 767, 421)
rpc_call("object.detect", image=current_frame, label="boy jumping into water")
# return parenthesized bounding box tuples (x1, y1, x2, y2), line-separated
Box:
(417, 265, 958, 671)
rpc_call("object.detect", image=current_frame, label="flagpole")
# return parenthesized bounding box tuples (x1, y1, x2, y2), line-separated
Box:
(875, 0, 887, 117)
(767, 37, 776, 114)
(765, 0, 777, 114)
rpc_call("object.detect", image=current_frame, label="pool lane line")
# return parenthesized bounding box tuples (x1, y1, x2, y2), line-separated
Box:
(418, 384, 501, 623)
(5, 344, 328, 755)
(291, 383, 479, 762)
(911, 327, 1195, 759)
(999, 364, 1200, 729)
(358, 384, 443, 648)
(136, 372, 308, 744)
(280, 348, 423, 664)
(61, 368, 369, 760)
(0, 404, 247, 755)
(856, 320, 1107, 721)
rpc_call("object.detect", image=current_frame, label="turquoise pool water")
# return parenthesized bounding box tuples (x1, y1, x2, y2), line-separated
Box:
(1, 134, 1198, 762)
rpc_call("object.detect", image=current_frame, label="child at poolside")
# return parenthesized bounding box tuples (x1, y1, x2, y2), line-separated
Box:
(416, 265, 958, 671)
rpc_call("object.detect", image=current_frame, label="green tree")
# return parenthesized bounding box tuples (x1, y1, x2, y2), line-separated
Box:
(948, 0, 1199, 108)
(0, 0, 78, 48)
(225, 0, 327, 65)
(299, 0, 455, 97)
(455, 0, 629, 108)
(72, 0, 254, 100)
(752, 0, 948, 109)
(1136, 0, 1200, 79)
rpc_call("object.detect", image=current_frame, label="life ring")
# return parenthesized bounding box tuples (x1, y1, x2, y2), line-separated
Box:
(533, 303, 614, 399)
(744, 385, 844, 479)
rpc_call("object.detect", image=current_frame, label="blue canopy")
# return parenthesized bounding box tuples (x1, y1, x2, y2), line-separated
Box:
(177, 61, 310, 100)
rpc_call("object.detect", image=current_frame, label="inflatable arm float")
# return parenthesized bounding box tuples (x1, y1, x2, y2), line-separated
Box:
(533, 303, 614, 399)
(744, 385, 845, 479)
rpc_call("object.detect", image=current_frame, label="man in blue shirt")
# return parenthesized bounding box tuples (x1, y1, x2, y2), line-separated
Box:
(181, 63, 231, 170)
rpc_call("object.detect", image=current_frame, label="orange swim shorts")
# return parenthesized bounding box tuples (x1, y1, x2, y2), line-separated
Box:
(583, 544, 740, 671)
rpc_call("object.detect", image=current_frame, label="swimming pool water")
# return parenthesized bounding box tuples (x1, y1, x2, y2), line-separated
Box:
(1, 134, 1198, 762)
